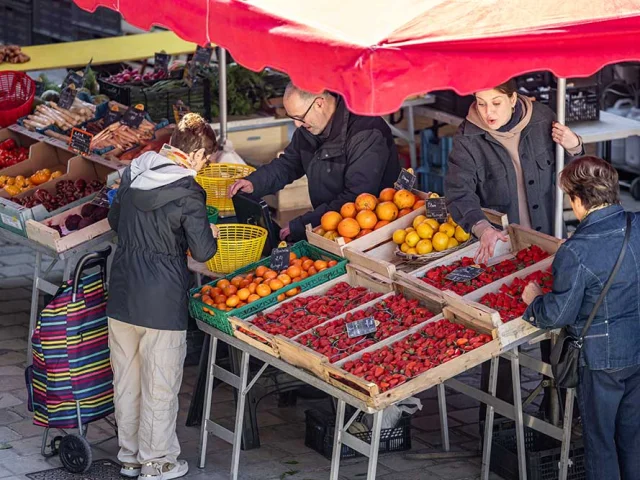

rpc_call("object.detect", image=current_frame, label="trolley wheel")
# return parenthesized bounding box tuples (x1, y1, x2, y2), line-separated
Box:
(59, 434, 92, 474)
(631, 177, 640, 201)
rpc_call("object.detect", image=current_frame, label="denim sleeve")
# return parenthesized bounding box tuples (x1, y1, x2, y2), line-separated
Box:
(524, 245, 585, 329)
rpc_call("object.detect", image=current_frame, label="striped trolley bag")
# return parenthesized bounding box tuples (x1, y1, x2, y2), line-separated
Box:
(27, 247, 114, 473)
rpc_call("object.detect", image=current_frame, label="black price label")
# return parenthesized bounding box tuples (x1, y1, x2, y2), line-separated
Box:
(394, 168, 417, 191)
(103, 108, 122, 127)
(62, 71, 83, 89)
(346, 317, 377, 338)
(58, 85, 77, 110)
(445, 266, 485, 283)
(270, 247, 291, 271)
(426, 197, 448, 222)
(121, 106, 145, 129)
(69, 128, 94, 155)
(154, 52, 170, 74)
(194, 45, 213, 65)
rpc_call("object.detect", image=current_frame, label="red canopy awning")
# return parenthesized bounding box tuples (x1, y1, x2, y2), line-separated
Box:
(73, 0, 640, 115)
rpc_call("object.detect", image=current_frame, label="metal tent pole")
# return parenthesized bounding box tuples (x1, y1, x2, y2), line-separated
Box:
(218, 47, 228, 144)
(554, 77, 567, 239)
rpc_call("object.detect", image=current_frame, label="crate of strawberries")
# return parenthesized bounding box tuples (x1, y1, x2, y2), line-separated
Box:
(229, 267, 394, 358)
(273, 280, 445, 382)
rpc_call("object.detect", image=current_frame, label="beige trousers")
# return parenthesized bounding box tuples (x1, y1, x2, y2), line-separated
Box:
(108, 318, 187, 466)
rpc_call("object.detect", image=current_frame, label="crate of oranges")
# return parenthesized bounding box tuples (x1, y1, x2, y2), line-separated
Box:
(188, 241, 348, 335)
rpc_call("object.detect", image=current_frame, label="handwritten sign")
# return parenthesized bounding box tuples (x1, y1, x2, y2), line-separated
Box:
(426, 197, 448, 222)
(103, 108, 122, 127)
(154, 52, 170, 74)
(121, 105, 145, 129)
(445, 266, 485, 283)
(346, 317, 377, 338)
(395, 168, 416, 191)
(194, 45, 213, 65)
(62, 71, 83, 89)
(270, 246, 291, 271)
(58, 85, 77, 110)
(69, 128, 94, 155)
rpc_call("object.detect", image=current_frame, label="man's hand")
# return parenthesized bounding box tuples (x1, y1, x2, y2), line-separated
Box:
(210, 224, 219, 238)
(522, 282, 544, 306)
(279, 225, 290, 241)
(228, 179, 254, 197)
(474, 227, 508, 264)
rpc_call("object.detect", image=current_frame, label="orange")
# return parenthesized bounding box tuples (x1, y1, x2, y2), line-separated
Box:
(321, 211, 343, 232)
(308, 266, 318, 276)
(269, 279, 284, 291)
(237, 288, 251, 301)
(413, 200, 426, 211)
(355, 193, 378, 212)
(314, 260, 328, 271)
(277, 293, 286, 302)
(328, 260, 338, 267)
(248, 283, 257, 294)
(355, 229, 372, 239)
(374, 220, 390, 230)
(393, 189, 417, 209)
(210, 287, 222, 296)
(223, 285, 238, 297)
(337, 218, 361, 239)
(214, 294, 226, 305)
(201, 285, 212, 295)
(240, 279, 251, 289)
(247, 294, 260, 303)
(287, 265, 302, 278)
(237, 302, 247, 308)
(226, 295, 240, 308)
(343, 238, 353, 244)
(290, 252, 298, 261)
(285, 288, 299, 297)
(202, 295, 214, 306)
(300, 271, 309, 279)
(302, 259, 314, 271)
(323, 231, 339, 241)
(340, 202, 357, 219)
(356, 210, 378, 230)
(278, 274, 292, 286)
(255, 266, 267, 277)
(313, 226, 326, 236)
(264, 270, 278, 280)
(379, 187, 396, 203)
(217, 279, 230, 290)
(398, 208, 412, 218)
(432, 232, 450, 252)
(231, 275, 243, 288)
(256, 284, 272, 297)
(375, 201, 399, 222)
(253, 277, 264, 285)
(217, 303, 227, 311)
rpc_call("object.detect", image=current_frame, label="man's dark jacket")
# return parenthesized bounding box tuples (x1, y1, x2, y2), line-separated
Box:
(247, 96, 401, 240)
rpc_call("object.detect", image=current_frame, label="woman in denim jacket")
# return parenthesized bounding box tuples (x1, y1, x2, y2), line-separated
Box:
(522, 156, 640, 480)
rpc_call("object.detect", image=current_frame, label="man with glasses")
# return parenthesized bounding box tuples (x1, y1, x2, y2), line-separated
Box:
(229, 83, 400, 241)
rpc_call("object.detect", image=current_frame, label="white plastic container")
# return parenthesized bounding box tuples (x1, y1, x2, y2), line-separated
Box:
(625, 107, 640, 169)
(607, 99, 633, 165)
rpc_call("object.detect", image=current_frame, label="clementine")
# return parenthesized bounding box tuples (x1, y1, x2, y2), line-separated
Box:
(247, 294, 260, 303)
(314, 259, 328, 270)
(277, 274, 292, 286)
(237, 288, 251, 301)
(398, 208, 412, 218)
(413, 200, 426, 211)
(379, 187, 396, 202)
(269, 279, 284, 291)
(277, 293, 286, 302)
(256, 284, 272, 297)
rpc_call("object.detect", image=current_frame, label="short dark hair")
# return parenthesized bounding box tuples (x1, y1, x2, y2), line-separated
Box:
(559, 156, 620, 210)
(494, 79, 518, 97)
(170, 113, 217, 156)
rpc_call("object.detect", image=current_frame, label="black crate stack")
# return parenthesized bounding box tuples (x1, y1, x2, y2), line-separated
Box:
(0, 0, 33, 45)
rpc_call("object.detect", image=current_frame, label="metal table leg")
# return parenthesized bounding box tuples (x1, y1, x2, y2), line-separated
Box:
(437, 383, 450, 451)
(481, 356, 499, 480)
(559, 388, 576, 480)
(198, 336, 218, 469)
(27, 252, 42, 363)
(406, 105, 417, 170)
(329, 399, 346, 480)
(366, 411, 384, 479)
(230, 351, 250, 480)
(510, 350, 527, 480)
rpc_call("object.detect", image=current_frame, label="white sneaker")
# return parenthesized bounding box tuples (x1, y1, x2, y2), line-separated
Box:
(138, 461, 189, 480)
(120, 463, 141, 478)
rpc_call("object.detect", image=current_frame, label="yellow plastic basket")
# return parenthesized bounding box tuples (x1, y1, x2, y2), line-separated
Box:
(195, 163, 256, 216)
(206, 224, 268, 274)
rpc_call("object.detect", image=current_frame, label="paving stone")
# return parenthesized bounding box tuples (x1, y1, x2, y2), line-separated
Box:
(0, 289, 30, 303)
(0, 255, 35, 267)
(411, 414, 462, 432)
(378, 450, 437, 472)
(0, 266, 34, 279)
(423, 460, 484, 479)
(413, 429, 474, 449)
(0, 410, 21, 427)
(0, 394, 22, 410)
(455, 424, 482, 440)
(4, 419, 40, 438)
(0, 278, 32, 289)
(0, 352, 24, 368)
(3, 454, 61, 475)
(448, 408, 481, 425)
(333, 459, 392, 480)
(0, 463, 13, 478)
(0, 302, 29, 316)
(0, 314, 27, 328)
(0, 245, 32, 256)
(446, 394, 481, 411)
(0, 427, 20, 444)
(0, 340, 27, 353)
(0, 367, 23, 377)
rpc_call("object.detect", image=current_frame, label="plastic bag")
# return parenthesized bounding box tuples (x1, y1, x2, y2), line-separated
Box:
(362, 396, 423, 430)
(211, 139, 247, 165)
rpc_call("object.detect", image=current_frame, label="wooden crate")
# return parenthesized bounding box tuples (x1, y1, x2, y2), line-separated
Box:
(395, 223, 562, 303)
(444, 256, 554, 350)
(274, 276, 445, 381)
(229, 266, 394, 358)
(343, 208, 508, 281)
(323, 305, 500, 409)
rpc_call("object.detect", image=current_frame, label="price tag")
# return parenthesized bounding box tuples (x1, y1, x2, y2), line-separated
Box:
(68, 128, 94, 155)
(445, 266, 485, 283)
(62, 71, 83, 89)
(346, 317, 377, 338)
(270, 246, 291, 271)
(426, 197, 448, 222)
(194, 44, 213, 65)
(103, 107, 122, 127)
(394, 168, 417, 191)
(58, 85, 77, 110)
(121, 105, 145, 129)
(154, 52, 170, 74)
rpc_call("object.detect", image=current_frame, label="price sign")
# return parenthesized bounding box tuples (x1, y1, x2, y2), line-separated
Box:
(445, 266, 485, 283)
(194, 44, 213, 65)
(346, 317, 377, 338)
(426, 197, 448, 222)
(58, 85, 77, 110)
(394, 168, 417, 191)
(62, 71, 83, 89)
(103, 107, 122, 127)
(270, 246, 291, 271)
(68, 128, 94, 155)
(121, 105, 145, 129)
(154, 52, 170, 74)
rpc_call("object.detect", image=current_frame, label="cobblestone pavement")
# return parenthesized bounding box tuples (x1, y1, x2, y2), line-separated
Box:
(2, 193, 638, 479)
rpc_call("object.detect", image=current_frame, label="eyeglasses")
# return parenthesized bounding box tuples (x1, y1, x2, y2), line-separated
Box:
(286, 97, 321, 123)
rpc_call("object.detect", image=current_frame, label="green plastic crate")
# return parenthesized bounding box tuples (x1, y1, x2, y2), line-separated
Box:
(206, 206, 219, 224)
(189, 241, 348, 335)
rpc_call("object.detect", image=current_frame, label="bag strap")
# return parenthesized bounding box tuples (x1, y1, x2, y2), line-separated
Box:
(578, 212, 632, 343)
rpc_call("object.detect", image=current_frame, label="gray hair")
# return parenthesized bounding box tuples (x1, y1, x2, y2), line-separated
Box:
(284, 82, 328, 102)
(559, 156, 620, 209)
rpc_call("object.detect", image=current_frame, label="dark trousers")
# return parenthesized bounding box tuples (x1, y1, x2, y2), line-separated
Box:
(577, 365, 640, 480)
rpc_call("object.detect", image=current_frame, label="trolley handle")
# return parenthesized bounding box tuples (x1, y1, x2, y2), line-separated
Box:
(72, 246, 112, 301)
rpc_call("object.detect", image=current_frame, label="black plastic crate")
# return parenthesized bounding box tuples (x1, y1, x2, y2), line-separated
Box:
(549, 85, 600, 123)
(73, 25, 107, 42)
(71, 4, 121, 35)
(304, 409, 411, 460)
(489, 420, 585, 480)
(430, 90, 475, 119)
(32, 0, 74, 41)
(0, 0, 32, 45)
(31, 31, 64, 45)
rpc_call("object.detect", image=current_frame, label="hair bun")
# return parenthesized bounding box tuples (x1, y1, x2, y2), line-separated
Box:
(179, 113, 207, 131)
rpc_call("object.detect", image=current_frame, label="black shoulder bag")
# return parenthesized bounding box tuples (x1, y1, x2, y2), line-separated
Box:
(551, 213, 631, 388)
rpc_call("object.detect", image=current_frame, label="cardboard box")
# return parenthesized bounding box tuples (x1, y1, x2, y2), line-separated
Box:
(0, 141, 74, 188)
